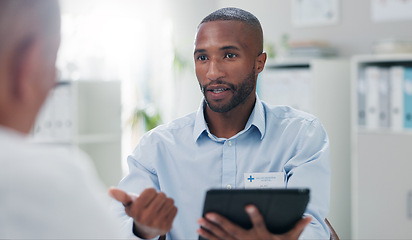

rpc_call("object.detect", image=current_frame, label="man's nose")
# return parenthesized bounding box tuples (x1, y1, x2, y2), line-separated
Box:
(206, 60, 224, 81)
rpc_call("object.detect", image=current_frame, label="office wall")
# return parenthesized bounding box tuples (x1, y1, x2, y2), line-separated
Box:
(163, 0, 218, 118)
(216, 0, 412, 57)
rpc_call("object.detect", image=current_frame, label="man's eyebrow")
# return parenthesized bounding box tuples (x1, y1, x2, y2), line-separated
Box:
(221, 46, 240, 51)
(194, 49, 206, 55)
(194, 46, 240, 55)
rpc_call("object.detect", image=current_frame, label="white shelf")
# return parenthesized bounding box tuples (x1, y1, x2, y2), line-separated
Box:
(352, 53, 412, 63)
(76, 134, 121, 144)
(265, 58, 311, 67)
(260, 58, 351, 239)
(357, 128, 412, 136)
(30, 80, 122, 187)
(30, 134, 121, 144)
(351, 54, 412, 239)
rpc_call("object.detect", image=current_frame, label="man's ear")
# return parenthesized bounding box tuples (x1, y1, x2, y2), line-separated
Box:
(255, 52, 267, 74)
(10, 35, 39, 100)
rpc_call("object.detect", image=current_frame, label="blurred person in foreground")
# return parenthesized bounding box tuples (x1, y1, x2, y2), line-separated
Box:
(110, 7, 330, 240)
(0, 0, 126, 238)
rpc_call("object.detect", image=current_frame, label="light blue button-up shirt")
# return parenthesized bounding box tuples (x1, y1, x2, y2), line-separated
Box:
(114, 96, 330, 239)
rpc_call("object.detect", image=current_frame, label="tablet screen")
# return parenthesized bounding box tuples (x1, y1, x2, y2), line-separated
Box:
(200, 189, 309, 236)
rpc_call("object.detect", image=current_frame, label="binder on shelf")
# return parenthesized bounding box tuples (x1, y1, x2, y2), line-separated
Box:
(378, 68, 390, 128)
(404, 67, 412, 129)
(364, 66, 380, 129)
(357, 71, 367, 126)
(389, 66, 404, 130)
(31, 82, 74, 142)
(33, 90, 56, 140)
(53, 83, 74, 141)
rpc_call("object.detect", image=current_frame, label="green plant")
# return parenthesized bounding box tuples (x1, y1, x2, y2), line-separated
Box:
(173, 48, 189, 74)
(129, 105, 162, 132)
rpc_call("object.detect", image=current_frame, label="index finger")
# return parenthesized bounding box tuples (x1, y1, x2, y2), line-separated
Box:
(288, 216, 312, 237)
(245, 205, 267, 231)
(204, 212, 245, 239)
(134, 188, 158, 209)
(108, 187, 133, 207)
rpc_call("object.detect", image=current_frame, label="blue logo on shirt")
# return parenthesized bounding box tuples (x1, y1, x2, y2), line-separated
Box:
(248, 175, 254, 182)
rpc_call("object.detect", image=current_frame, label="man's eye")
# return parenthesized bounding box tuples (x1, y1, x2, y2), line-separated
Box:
(197, 55, 207, 61)
(225, 53, 237, 59)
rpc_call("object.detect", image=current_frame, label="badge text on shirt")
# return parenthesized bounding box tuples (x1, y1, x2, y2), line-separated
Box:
(244, 172, 285, 189)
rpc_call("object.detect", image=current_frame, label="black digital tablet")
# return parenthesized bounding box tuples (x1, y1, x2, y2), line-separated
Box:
(199, 189, 310, 237)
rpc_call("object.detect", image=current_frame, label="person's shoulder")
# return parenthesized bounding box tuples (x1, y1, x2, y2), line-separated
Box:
(29, 143, 91, 167)
(1, 140, 108, 209)
(0, 142, 124, 238)
(158, 112, 197, 130)
(1, 139, 97, 185)
(143, 112, 197, 138)
(262, 101, 318, 123)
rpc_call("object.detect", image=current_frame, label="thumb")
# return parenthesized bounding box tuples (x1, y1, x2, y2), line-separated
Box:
(108, 187, 133, 206)
(291, 216, 312, 238)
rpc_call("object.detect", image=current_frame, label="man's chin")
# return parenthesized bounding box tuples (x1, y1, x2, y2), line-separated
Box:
(207, 103, 232, 113)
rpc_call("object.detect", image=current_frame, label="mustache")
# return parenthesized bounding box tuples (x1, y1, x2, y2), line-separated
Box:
(200, 80, 236, 94)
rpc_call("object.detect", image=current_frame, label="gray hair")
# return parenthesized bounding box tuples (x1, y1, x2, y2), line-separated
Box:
(0, 0, 60, 58)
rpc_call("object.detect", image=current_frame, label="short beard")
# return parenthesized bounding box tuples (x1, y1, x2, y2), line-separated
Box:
(200, 67, 256, 113)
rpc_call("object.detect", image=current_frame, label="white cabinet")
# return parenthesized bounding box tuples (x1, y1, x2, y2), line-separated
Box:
(351, 54, 412, 239)
(259, 58, 351, 239)
(31, 80, 122, 188)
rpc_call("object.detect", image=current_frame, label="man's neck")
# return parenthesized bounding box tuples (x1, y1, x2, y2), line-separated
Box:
(0, 105, 35, 135)
(204, 97, 256, 139)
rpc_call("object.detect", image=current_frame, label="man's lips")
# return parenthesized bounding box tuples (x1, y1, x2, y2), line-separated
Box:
(207, 88, 230, 94)
(204, 85, 232, 101)
(205, 85, 232, 94)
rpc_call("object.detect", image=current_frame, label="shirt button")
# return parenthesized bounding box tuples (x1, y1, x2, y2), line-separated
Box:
(227, 141, 232, 146)
(226, 184, 232, 189)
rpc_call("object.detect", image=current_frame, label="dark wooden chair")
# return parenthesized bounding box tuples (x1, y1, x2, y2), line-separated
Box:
(325, 218, 339, 240)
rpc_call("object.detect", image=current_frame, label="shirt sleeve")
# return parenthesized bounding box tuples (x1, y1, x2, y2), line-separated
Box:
(284, 118, 331, 240)
(112, 133, 161, 239)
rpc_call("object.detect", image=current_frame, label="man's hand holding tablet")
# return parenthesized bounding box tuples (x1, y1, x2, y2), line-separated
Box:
(197, 189, 312, 240)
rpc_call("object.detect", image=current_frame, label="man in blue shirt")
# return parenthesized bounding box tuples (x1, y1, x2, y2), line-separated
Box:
(110, 7, 330, 240)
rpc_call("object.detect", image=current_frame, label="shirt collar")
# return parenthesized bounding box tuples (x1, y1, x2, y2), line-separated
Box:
(193, 99, 209, 142)
(192, 94, 266, 142)
(0, 125, 28, 141)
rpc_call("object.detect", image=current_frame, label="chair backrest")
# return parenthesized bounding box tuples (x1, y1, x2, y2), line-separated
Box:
(325, 218, 339, 240)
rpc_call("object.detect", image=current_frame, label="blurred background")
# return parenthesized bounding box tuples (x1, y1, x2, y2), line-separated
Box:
(30, 0, 412, 239)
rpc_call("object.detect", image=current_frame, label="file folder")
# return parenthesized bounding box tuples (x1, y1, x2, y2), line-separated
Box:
(390, 66, 404, 130)
(404, 67, 412, 129)
(357, 70, 367, 126)
(378, 68, 390, 128)
(364, 66, 380, 129)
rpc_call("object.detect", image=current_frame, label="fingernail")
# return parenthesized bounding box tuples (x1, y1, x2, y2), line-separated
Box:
(108, 191, 114, 198)
(205, 213, 216, 221)
(197, 219, 204, 225)
(246, 205, 255, 214)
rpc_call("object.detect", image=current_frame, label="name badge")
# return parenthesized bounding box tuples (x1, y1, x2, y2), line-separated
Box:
(244, 172, 285, 189)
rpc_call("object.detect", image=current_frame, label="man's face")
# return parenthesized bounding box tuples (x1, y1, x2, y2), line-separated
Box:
(194, 21, 259, 113)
